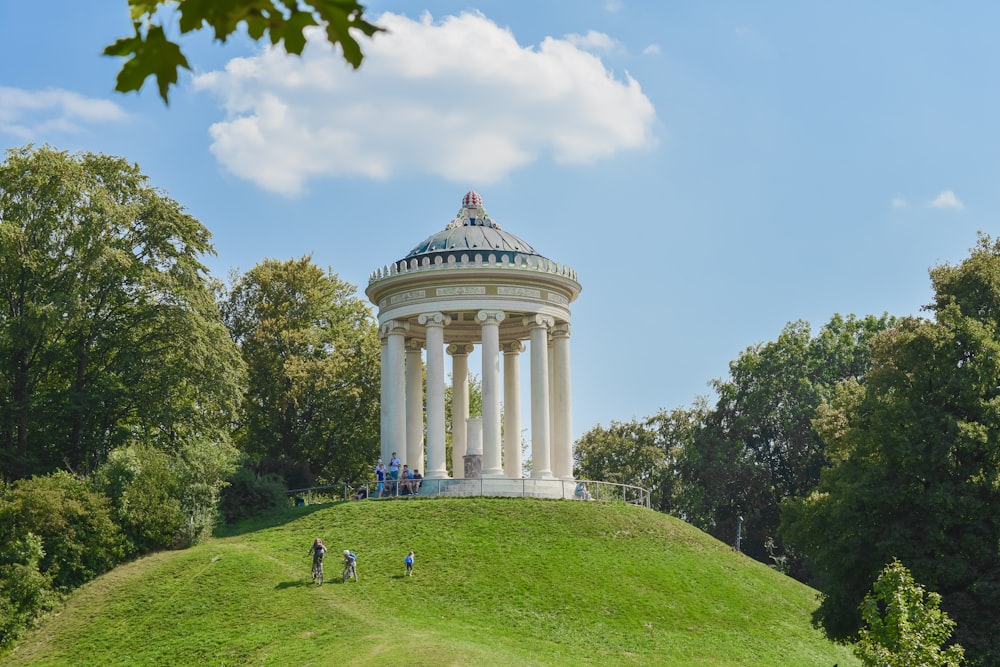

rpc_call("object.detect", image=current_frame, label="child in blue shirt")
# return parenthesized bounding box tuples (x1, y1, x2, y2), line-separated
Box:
(404, 550, 414, 576)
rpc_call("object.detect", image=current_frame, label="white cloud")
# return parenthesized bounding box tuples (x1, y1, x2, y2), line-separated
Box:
(643, 44, 662, 56)
(891, 196, 907, 208)
(0, 86, 126, 139)
(193, 11, 657, 196)
(930, 190, 964, 210)
(564, 30, 622, 54)
(604, 0, 624, 12)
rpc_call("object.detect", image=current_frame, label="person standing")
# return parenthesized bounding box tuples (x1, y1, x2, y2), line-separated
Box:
(404, 550, 414, 576)
(375, 460, 386, 496)
(389, 452, 401, 480)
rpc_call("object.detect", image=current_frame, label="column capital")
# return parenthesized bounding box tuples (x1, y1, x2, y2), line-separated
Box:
(503, 340, 526, 354)
(476, 309, 506, 325)
(523, 314, 554, 329)
(406, 338, 425, 352)
(446, 343, 475, 356)
(550, 322, 571, 339)
(418, 311, 449, 327)
(381, 319, 409, 338)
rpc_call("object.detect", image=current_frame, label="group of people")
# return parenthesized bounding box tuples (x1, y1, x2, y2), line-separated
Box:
(350, 453, 424, 500)
(374, 452, 423, 497)
(308, 538, 415, 581)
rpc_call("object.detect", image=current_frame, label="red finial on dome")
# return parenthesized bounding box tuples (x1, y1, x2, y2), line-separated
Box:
(462, 190, 483, 208)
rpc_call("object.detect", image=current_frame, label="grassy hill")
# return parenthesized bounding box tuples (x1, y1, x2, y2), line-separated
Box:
(3, 498, 857, 666)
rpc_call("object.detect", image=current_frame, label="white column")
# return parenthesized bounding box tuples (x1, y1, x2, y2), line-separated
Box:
(420, 312, 449, 479)
(525, 314, 554, 479)
(551, 323, 573, 480)
(405, 339, 424, 474)
(447, 343, 473, 478)
(548, 335, 555, 473)
(477, 309, 505, 477)
(379, 336, 388, 463)
(382, 320, 408, 466)
(503, 340, 524, 479)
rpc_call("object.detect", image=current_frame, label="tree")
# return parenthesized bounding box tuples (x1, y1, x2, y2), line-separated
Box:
(0, 525, 51, 652)
(574, 406, 704, 511)
(674, 315, 892, 572)
(0, 472, 125, 592)
(220, 256, 380, 486)
(105, 0, 384, 103)
(781, 236, 1000, 664)
(0, 145, 246, 481)
(855, 559, 964, 667)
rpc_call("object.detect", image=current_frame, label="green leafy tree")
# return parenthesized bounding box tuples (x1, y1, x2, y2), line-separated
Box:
(855, 559, 964, 667)
(0, 531, 52, 651)
(105, 0, 384, 103)
(0, 145, 245, 481)
(220, 257, 380, 486)
(0, 472, 125, 591)
(574, 406, 703, 511)
(781, 236, 1000, 665)
(675, 314, 892, 572)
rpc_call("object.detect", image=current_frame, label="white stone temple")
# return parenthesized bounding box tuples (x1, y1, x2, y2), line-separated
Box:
(366, 191, 582, 483)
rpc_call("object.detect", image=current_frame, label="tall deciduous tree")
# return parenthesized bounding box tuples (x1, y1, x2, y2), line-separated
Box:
(781, 235, 1000, 665)
(220, 257, 379, 486)
(0, 145, 245, 481)
(675, 314, 892, 572)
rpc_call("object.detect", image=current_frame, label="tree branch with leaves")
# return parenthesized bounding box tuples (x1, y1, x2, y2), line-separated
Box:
(104, 0, 384, 103)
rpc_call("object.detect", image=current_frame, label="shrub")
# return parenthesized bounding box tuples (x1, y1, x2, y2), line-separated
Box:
(219, 467, 287, 523)
(0, 471, 125, 591)
(0, 533, 53, 651)
(855, 559, 965, 667)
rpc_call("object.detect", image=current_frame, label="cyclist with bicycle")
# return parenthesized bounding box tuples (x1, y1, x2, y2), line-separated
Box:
(342, 549, 358, 582)
(308, 538, 327, 584)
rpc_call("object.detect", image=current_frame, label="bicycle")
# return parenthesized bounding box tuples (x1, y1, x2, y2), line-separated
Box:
(342, 558, 358, 583)
(312, 559, 324, 586)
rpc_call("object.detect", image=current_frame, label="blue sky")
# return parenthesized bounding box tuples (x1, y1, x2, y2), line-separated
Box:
(1, 2, 996, 441)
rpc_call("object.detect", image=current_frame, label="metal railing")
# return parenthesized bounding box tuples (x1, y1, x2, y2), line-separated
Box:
(288, 478, 650, 508)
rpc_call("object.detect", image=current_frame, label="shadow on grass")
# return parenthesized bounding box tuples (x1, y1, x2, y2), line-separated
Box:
(275, 580, 315, 590)
(214, 501, 351, 538)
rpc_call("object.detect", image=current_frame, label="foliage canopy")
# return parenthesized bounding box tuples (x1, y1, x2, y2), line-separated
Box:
(220, 256, 380, 486)
(855, 559, 964, 667)
(105, 0, 384, 103)
(781, 234, 1000, 664)
(0, 145, 246, 481)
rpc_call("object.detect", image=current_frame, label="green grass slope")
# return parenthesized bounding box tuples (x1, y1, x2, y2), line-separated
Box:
(3, 498, 857, 667)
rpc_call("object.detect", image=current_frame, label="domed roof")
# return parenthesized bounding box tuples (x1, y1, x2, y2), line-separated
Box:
(403, 191, 544, 263)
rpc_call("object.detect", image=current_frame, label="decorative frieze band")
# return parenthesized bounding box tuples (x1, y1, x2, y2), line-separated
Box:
(498, 286, 541, 298)
(389, 289, 426, 305)
(437, 286, 486, 296)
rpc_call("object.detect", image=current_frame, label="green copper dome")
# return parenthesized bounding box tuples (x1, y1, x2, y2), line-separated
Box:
(403, 191, 545, 264)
